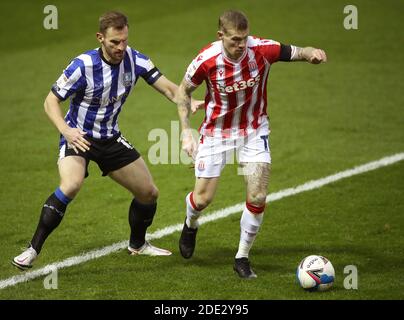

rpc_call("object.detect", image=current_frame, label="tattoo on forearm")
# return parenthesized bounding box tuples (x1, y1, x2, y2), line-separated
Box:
(177, 92, 192, 130)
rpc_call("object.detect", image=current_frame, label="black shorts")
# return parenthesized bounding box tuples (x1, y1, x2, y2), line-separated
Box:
(58, 132, 140, 177)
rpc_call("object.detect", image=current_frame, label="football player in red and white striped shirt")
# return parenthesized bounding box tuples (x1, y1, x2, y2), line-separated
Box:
(177, 10, 327, 278)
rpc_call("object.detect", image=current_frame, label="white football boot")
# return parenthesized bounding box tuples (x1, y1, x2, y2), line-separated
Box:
(128, 241, 172, 256)
(12, 246, 38, 271)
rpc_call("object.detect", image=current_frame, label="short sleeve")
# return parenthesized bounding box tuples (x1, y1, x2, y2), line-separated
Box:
(51, 58, 86, 101)
(255, 38, 282, 64)
(184, 55, 206, 87)
(132, 50, 162, 85)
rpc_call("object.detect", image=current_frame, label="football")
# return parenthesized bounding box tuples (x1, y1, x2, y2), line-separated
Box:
(296, 255, 335, 291)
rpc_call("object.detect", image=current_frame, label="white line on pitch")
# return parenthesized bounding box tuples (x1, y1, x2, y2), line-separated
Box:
(1, 152, 404, 290)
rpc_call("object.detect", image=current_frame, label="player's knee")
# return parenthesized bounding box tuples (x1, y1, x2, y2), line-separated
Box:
(193, 192, 213, 210)
(248, 191, 267, 207)
(136, 185, 159, 204)
(60, 179, 83, 198)
(150, 186, 159, 202)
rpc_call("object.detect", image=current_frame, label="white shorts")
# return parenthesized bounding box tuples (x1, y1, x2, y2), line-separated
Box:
(194, 132, 271, 178)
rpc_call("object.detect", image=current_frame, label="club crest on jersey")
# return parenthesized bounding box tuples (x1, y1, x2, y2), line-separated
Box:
(248, 61, 258, 72)
(94, 82, 103, 90)
(122, 72, 132, 87)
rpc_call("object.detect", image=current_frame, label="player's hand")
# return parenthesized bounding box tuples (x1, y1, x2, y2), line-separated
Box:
(308, 48, 327, 64)
(191, 99, 204, 115)
(181, 129, 197, 160)
(62, 127, 91, 154)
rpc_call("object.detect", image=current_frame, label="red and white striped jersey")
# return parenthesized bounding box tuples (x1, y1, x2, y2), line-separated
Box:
(185, 36, 282, 138)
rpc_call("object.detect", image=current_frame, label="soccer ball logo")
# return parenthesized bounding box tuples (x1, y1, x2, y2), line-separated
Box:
(296, 255, 335, 291)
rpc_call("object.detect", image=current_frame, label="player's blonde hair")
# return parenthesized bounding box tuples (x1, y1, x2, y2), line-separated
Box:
(218, 10, 249, 34)
(99, 11, 129, 34)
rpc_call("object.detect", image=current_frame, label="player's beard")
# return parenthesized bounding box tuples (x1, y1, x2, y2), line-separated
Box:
(104, 45, 125, 64)
(113, 50, 125, 61)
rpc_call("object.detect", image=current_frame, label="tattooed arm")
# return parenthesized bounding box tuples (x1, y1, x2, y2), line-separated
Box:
(177, 78, 198, 159)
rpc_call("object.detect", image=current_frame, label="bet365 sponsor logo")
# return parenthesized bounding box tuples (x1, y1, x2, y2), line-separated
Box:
(216, 75, 261, 94)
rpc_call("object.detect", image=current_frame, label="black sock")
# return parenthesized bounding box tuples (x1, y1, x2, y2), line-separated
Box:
(128, 198, 157, 249)
(30, 193, 68, 253)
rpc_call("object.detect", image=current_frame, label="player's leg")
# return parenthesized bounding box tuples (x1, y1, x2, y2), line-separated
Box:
(233, 162, 270, 278)
(180, 134, 228, 259)
(179, 177, 220, 259)
(108, 157, 171, 256)
(187, 176, 219, 227)
(180, 134, 231, 259)
(12, 156, 86, 270)
(240, 161, 270, 257)
(31, 156, 86, 250)
(232, 133, 271, 278)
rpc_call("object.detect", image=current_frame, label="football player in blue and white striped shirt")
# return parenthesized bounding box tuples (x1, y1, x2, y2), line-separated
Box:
(13, 11, 203, 269)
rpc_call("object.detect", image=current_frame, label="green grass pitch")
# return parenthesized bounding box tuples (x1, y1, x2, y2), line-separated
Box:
(0, 0, 403, 300)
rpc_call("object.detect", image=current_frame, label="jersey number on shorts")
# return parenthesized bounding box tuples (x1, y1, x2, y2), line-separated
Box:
(260, 135, 269, 151)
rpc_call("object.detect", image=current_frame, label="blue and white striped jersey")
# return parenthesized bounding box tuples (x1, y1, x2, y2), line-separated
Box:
(51, 46, 162, 139)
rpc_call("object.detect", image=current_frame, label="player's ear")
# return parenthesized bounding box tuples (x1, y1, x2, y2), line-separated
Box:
(217, 30, 224, 40)
(96, 32, 104, 44)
